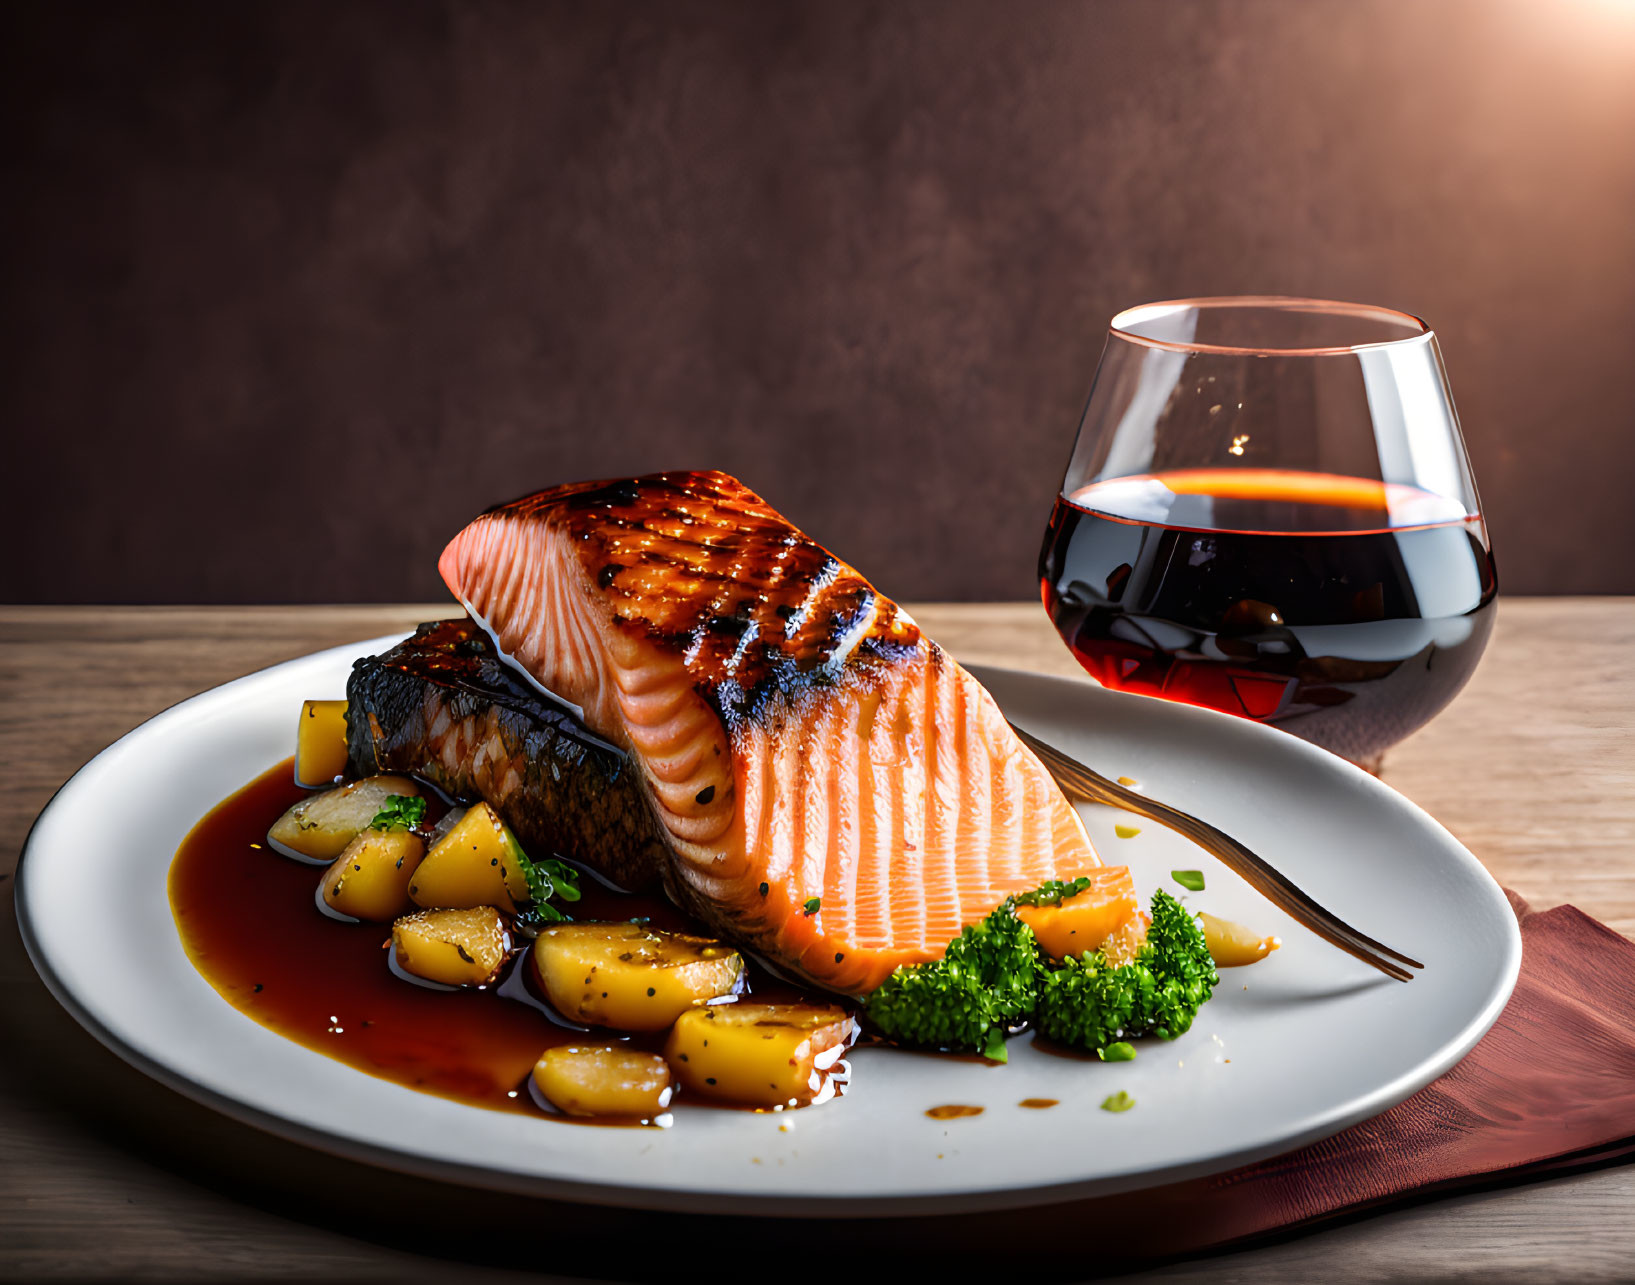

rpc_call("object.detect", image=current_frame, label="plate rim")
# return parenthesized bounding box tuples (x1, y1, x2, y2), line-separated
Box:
(14, 637, 1523, 1217)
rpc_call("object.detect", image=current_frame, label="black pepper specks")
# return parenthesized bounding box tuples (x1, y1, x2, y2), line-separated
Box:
(759, 882, 769, 897)
(695, 785, 715, 806)
(647, 987, 656, 997)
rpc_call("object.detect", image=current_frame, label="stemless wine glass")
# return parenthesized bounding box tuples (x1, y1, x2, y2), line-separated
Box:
(1039, 297, 1496, 769)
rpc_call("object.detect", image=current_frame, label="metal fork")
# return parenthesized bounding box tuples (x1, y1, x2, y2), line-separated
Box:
(1011, 722, 1424, 983)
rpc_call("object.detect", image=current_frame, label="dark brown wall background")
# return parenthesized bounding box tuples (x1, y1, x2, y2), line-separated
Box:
(4, 0, 1634, 604)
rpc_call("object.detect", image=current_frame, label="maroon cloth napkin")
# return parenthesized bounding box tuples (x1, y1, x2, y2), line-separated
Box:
(1079, 890, 1635, 1260)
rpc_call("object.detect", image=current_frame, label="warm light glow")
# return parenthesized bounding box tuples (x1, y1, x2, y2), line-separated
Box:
(1068, 468, 1476, 531)
(1120, 468, 1394, 508)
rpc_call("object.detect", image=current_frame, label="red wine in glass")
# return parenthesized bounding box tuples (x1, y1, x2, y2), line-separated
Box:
(1045, 299, 1496, 767)
(1040, 469, 1496, 766)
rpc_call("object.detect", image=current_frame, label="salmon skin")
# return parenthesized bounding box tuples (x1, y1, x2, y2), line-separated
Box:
(439, 470, 1100, 994)
(345, 618, 669, 893)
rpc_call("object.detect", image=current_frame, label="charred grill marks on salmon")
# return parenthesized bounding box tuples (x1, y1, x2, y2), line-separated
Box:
(488, 472, 924, 724)
(437, 470, 1102, 995)
(346, 619, 669, 894)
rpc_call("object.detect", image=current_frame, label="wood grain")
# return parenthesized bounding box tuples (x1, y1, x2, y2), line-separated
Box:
(1, 601, 1631, 1281)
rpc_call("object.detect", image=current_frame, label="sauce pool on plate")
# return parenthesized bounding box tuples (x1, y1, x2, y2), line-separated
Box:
(168, 761, 812, 1121)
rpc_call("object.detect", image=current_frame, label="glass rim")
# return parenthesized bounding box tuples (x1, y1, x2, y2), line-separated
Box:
(1110, 295, 1433, 357)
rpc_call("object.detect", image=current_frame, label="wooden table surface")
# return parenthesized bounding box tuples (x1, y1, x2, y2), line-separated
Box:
(2, 601, 1632, 1282)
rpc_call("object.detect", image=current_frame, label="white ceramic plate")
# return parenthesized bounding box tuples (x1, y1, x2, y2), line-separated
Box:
(16, 637, 1520, 1216)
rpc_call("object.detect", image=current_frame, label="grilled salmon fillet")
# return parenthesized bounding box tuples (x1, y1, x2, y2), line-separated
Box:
(439, 470, 1099, 994)
(345, 618, 670, 893)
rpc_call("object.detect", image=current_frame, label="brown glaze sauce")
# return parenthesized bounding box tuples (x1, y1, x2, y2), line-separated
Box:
(169, 760, 817, 1124)
(925, 1104, 985, 1120)
(1018, 1098, 1060, 1110)
(1029, 1032, 1103, 1062)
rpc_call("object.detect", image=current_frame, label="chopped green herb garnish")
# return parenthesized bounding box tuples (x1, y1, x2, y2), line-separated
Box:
(514, 900, 567, 928)
(501, 828, 581, 932)
(1100, 1090, 1136, 1113)
(803, 896, 821, 916)
(982, 1026, 1009, 1063)
(1011, 876, 1092, 908)
(1171, 869, 1205, 892)
(518, 849, 581, 905)
(368, 795, 426, 832)
(1098, 1041, 1137, 1062)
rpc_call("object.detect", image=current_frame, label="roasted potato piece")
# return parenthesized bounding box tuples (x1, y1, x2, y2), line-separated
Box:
(1199, 912, 1280, 967)
(392, 906, 513, 986)
(531, 921, 743, 1031)
(294, 699, 350, 788)
(664, 1002, 856, 1109)
(267, 775, 421, 862)
(1015, 867, 1141, 960)
(321, 828, 424, 922)
(532, 1046, 673, 1119)
(409, 802, 530, 912)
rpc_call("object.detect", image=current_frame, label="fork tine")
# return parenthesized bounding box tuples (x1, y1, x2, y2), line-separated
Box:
(1011, 723, 1423, 982)
(1019, 729, 1421, 980)
(1023, 735, 1416, 982)
(1026, 741, 1417, 983)
(1023, 732, 1423, 981)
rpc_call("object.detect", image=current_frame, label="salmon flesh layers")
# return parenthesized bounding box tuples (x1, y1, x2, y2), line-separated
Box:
(439, 470, 1100, 994)
(345, 618, 669, 894)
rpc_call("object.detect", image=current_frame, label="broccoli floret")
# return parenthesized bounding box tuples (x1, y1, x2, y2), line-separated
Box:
(1141, 888, 1218, 1039)
(862, 885, 1220, 1061)
(1035, 950, 1156, 1050)
(861, 895, 1045, 1060)
(1036, 889, 1219, 1050)
(860, 957, 1013, 1061)
(940, 898, 1044, 1017)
